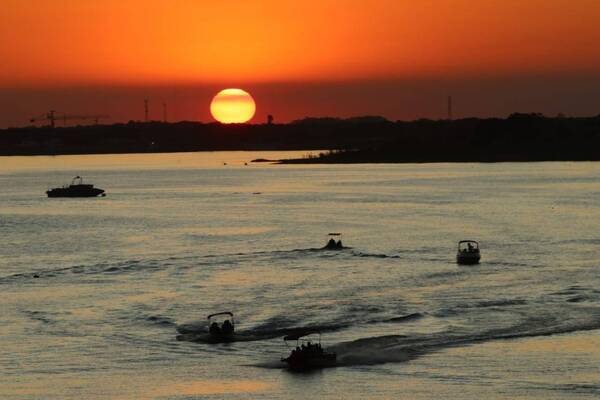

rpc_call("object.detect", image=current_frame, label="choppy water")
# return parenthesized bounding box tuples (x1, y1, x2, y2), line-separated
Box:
(2, 153, 600, 399)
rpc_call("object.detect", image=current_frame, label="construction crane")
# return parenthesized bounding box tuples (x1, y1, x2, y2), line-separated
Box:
(30, 110, 110, 128)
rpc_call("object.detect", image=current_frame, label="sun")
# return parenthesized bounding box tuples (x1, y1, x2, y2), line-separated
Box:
(210, 88, 256, 123)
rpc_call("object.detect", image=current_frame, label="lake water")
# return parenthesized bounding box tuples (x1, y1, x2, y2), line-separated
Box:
(1, 152, 600, 399)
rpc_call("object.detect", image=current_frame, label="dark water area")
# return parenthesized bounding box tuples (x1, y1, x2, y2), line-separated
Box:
(1, 152, 600, 399)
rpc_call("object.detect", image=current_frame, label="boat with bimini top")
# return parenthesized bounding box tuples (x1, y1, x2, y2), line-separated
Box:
(323, 232, 343, 250)
(46, 176, 105, 198)
(207, 311, 235, 340)
(456, 240, 481, 264)
(281, 329, 337, 370)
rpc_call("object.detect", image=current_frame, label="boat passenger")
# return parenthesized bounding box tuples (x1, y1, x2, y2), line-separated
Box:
(467, 243, 474, 252)
(326, 238, 336, 248)
(336, 240, 343, 249)
(209, 322, 221, 334)
(222, 319, 233, 334)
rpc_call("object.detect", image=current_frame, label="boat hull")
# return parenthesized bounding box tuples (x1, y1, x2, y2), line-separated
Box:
(282, 353, 337, 371)
(46, 188, 105, 197)
(456, 253, 481, 264)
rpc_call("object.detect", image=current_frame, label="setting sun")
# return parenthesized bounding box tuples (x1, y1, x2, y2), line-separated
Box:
(210, 89, 256, 124)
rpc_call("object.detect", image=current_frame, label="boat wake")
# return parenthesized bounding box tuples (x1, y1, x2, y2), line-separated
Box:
(0, 246, 397, 285)
(256, 304, 600, 369)
(175, 312, 424, 344)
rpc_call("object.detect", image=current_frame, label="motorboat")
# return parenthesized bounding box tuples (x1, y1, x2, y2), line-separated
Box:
(281, 330, 337, 370)
(207, 311, 235, 340)
(456, 240, 481, 264)
(46, 176, 105, 198)
(323, 233, 343, 250)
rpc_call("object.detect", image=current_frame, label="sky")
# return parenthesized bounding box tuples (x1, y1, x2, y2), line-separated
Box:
(1, 0, 600, 127)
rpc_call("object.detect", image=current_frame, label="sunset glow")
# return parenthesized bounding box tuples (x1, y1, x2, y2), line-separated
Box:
(1, 0, 600, 126)
(210, 89, 256, 124)
(3, 1, 600, 398)
(2, 0, 600, 87)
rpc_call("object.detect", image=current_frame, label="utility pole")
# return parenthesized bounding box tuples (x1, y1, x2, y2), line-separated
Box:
(48, 110, 57, 128)
(144, 98, 149, 122)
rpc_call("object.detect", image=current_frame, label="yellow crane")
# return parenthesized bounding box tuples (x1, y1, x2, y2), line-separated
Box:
(30, 110, 110, 128)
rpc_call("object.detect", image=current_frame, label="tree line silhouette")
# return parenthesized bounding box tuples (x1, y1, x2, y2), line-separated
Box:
(1, 113, 600, 162)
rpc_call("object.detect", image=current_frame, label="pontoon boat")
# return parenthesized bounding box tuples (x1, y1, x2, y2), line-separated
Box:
(46, 176, 105, 198)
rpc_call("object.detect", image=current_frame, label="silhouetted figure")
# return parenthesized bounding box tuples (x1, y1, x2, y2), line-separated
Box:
(336, 240, 343, 249)
(221, 319, 234, 335)
(326, 238, 337, 249)
(209, 322, 221, 335)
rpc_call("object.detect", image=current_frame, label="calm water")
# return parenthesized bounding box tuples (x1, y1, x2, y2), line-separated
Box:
(1, 152, 600, 399)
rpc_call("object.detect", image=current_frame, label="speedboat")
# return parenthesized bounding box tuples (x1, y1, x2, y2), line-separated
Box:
(456, 240, 481, 264)
(207, 311, 235, 340)
(323, 233, 343, 250)
(46, 176, 105, 198)
(281, 330, 337, 370)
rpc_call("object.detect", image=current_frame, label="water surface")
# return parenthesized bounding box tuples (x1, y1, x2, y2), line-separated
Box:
(1, 153, 600, 399)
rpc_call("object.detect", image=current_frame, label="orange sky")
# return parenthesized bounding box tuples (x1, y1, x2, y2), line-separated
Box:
(1, 0, 600, 126)
(2, 0, 600, 86)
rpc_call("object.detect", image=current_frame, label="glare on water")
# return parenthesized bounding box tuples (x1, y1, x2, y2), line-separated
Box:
(1, 153, 600, 399)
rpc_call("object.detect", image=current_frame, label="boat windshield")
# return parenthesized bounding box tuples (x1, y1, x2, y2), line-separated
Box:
(458, 240, 479, 252)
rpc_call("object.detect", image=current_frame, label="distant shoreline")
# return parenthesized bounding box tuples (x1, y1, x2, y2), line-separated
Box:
(275, 151, 600, 164)
(2, 114, 600, 163)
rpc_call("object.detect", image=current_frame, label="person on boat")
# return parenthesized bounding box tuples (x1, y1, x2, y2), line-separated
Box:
(209, 322, 221, 334)
(336, 240, 343, 249)
(326, 238, 336, 249)
(221, 319, 233, 334)
(467, 243, 474, 252)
